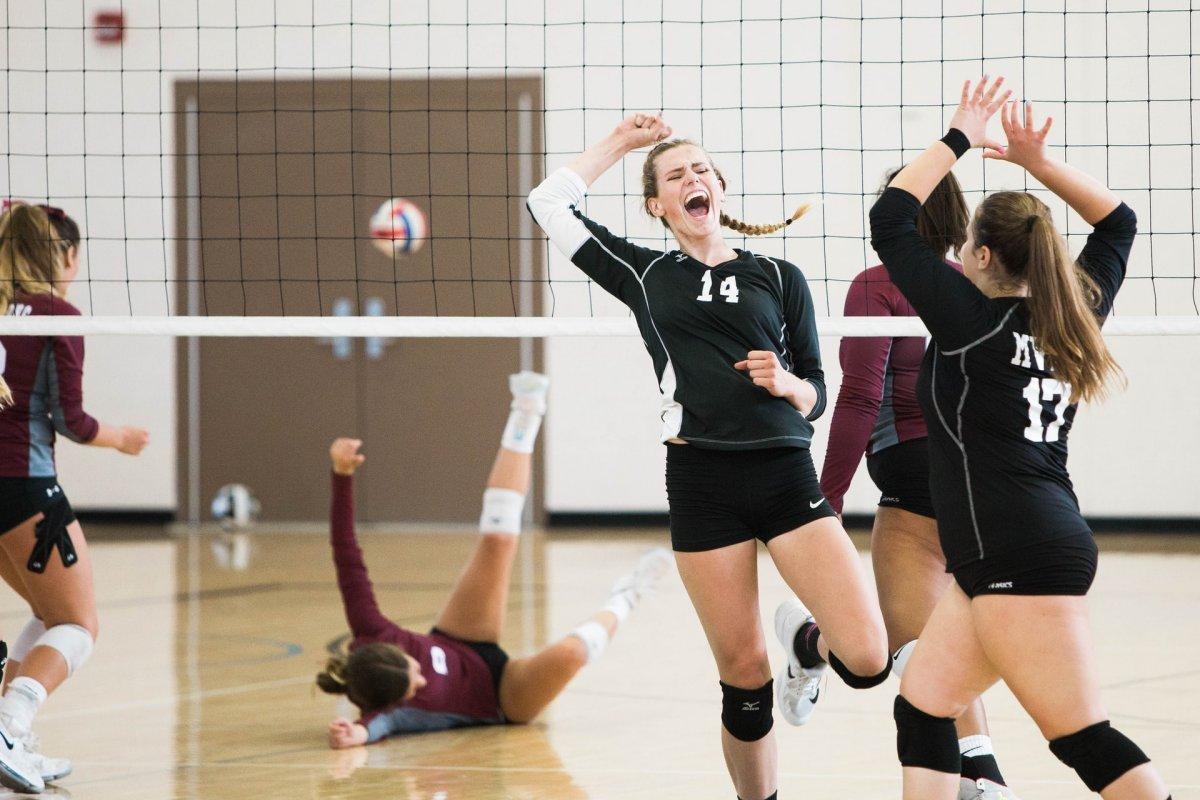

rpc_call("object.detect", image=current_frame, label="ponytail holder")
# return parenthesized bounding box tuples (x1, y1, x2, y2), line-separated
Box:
(1, 199, 22, 211)
(1026, 215, 1039, 232)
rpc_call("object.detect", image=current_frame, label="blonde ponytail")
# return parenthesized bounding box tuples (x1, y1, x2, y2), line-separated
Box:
(0, 204, 58, 317)
(0, 203, 64, 409)
(720, 202, 814, 237)
(973, 193, 1123, 404)
(1023, 213, 1122, 403)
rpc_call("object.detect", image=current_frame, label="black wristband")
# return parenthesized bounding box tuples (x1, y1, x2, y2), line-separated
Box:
(939, 128, 971, 159)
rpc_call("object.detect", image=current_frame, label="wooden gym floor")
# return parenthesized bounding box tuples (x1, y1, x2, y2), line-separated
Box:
(6, 526, 1198, 799)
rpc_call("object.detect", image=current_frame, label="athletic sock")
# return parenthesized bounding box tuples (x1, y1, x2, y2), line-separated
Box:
(792, 621, 824, 669)
(0, 677, 47, 738)
(569, 621, 610, 664)
(959, 734, 1006, 785)
(501, 406, 543, 454)
(602, 591, 634, 624)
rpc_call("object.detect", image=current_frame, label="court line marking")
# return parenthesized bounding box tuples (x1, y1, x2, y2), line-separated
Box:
(36, 675, 314, 721)
(54, 758, 1200, 790)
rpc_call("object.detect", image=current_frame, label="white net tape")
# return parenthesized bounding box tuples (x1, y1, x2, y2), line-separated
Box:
(0, 316, 1195, 338)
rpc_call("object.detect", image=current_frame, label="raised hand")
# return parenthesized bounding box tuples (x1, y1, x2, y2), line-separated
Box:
(613, 113, 672, 152)
(985, 100, 1053, 170)
(947, 76, 1011, 151)
(330, 438, 366, 476)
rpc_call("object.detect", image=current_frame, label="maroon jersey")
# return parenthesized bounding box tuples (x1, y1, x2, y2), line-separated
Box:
(819, 264, 960, 514)
(329, 473, 504, 740)
(0, 293, 98, 477)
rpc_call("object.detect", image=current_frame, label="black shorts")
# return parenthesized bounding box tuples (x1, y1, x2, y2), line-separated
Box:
(0, 477, 76, 535)
(952, 536, 1099, 598)
(666, 444, 837, 553)
(866, 439, 935, 519)
(429, 627, 509, 693)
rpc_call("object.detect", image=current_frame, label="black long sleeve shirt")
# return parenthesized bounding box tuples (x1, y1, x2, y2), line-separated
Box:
(529, 167, 826, 450)
(870, 186, 1136, 567)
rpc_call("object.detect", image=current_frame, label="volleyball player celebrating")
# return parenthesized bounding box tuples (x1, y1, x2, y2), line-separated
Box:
(821, 173, 1018, 800)
(319, 373, 670, 746)
(871, 77, 1171, 800)
(528, 116, 890, 800)
(0, 203, 149, 792)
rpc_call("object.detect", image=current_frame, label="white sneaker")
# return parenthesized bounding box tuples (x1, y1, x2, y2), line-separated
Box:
(959, 777, 1020, 800)
(773, 599, 825, 726)
(610, 547, 673, 605)
(509, 371, 550, 415)
(21, 731, 71, 783)
(0, 718, 45, 793)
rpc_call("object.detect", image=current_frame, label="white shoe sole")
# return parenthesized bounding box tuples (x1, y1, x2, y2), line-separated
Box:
(0, 757, 43, 794)
(43, 763, 71, 783)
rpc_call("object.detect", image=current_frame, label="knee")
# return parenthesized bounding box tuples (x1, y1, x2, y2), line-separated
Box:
(48, 613, 97, 642)
(34, 622, 95, 677)
(827, 636, 890, 688)
(720, 679, 774, 743)
(715, 649, 771, 689)
(894, 694, 960, 774)
(1049, 721, 1150, 793)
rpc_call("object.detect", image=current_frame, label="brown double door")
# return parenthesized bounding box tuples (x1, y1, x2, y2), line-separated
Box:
(174, 77, 544, 523)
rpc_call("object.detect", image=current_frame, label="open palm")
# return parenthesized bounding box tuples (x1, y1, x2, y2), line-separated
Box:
(947, 76, 1010, 151)
(985, 100, 1053, 170)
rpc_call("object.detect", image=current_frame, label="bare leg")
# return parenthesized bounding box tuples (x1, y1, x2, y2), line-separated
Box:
(0, 519, 97, 696)
(766, 517, 889, 675)
(0, 545, 41, 692)
(898, 584, 1001, 800)
(871, 507, 991, 738)
(498, 544, 669, 723)
(498, 611, 617, 723)
(432, 445, 531, 643)
(676, 541, 776, 800)
(972, 595, 1170, 800)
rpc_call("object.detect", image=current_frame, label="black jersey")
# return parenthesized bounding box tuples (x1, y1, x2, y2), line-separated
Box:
(528, 167, 826, 450)
(870, 187, 1135, 569)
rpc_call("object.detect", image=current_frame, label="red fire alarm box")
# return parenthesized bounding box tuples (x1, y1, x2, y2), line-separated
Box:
(93, 10, 124, 44)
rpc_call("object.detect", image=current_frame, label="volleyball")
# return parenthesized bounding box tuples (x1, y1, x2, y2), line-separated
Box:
(211, 483, 260, 531)
(369, 198, 426, 256)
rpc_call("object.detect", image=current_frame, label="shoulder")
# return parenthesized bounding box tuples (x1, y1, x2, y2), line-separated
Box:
(20, 293, 82, 316)
(852, 264, 892, 289)
(750, 254, 805, 283)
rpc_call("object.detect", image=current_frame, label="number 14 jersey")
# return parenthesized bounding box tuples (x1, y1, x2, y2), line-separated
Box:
(870, 187, 1137, 569)
(528, 167, 826, 450)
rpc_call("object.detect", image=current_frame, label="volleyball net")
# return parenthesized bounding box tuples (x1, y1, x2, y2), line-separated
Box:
(2, 2, 1198, 337)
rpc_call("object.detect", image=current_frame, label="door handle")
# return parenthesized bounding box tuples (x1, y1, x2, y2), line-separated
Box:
(365, 297, 391, 361)
(320, 297, 353, 360)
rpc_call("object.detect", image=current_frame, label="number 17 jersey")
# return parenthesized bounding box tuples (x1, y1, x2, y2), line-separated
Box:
(871, 187, 1136, 570)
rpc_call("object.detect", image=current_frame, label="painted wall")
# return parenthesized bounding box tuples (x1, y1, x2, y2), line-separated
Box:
(2, 1, 1195, 516)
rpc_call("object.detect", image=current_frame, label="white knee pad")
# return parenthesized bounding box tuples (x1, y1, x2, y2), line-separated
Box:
(891, 639, 917, 680)
(36, 624, 94, 676)
(479, 488, 525, 535)
(569, 621, 610, 664)
(9, 617, 46, 662)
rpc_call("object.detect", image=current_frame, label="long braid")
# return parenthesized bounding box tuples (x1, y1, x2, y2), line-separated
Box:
(719, 202, 814, 236)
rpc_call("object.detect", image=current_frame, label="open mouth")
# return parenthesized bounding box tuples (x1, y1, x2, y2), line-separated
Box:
(684, 190, 710, 219)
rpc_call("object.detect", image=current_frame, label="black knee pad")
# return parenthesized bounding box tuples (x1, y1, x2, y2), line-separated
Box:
(894, 695, 960, 774)
(1049, 721, 1150, 792)
(720, 680, 774, 742)
(829, 650, 891, 689)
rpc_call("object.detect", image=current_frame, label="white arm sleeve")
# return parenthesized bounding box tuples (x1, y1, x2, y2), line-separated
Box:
(526, 167, 591, 259)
